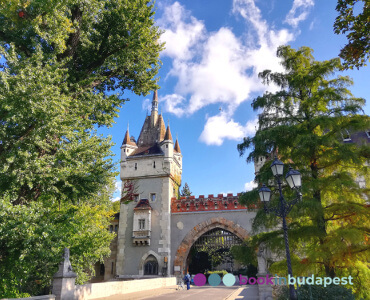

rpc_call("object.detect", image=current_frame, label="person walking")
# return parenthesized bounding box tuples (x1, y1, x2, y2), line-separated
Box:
(183, 273, 191, 290)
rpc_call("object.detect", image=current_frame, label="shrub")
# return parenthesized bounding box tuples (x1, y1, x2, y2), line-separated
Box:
(275, 284, 355, 300)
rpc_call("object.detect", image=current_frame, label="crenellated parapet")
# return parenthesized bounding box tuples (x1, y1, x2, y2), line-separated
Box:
(171, 193, 257, 213)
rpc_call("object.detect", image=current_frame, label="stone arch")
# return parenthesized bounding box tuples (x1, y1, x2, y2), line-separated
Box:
(139, 250, 161, 276)
(173, 217, 250, 275)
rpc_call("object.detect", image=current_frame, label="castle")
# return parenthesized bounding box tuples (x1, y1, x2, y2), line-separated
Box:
(95, 91, 369, 284)
(94, 91, 260, 282)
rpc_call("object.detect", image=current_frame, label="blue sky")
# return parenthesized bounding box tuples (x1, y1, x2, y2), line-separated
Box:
(109, 0, 370, 200)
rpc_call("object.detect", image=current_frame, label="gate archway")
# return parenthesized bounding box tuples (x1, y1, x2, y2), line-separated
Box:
(173, 217, 250, 275)
(188, 228, 243, 274)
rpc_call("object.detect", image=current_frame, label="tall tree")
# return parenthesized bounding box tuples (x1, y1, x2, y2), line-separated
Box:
(181, 182, 193, 197)
(237, 46, 369, 298)
(0, 0, 163, 296)
(334, 0, 370, 69)
(0, 0, 163, 205)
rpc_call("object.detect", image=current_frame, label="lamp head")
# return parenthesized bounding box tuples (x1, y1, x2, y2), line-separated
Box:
(270, 157, 284, 176)
(285, 166, 302, 189)
(258, 184, 271, 202)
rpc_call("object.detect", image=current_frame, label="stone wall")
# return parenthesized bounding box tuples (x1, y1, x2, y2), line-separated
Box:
(2, 296, 55, 300)
(75, 277, 176, 300)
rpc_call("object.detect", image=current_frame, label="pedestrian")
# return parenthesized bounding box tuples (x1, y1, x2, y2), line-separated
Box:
(183, 273, 191, 290)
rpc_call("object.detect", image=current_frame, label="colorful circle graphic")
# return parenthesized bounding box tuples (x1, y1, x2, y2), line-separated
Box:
(222, 273, 236, 286)
(208, 273, 221, 286)
(194, 273, 206, 286)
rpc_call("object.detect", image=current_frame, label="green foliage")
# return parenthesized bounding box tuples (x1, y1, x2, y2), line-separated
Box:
(0, 198, 115, 297)
(0, 0, 163, 205)
(180, 182, 193, 197)
(0, 0, 163, 296)
(276, 284, 355, 300)
(334, 0, 369, 69)
(231, 243, 258, 266)
(237, 45, 370, 298)
(112, 200, 121, 213)
(207, 270, 228, 276)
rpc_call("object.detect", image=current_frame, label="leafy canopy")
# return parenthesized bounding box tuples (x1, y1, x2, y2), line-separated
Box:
(0, 0, 163, 205)
(238, 46, 369, 298)
(0, 0, 163, 296)
(334, 0, 370, 69)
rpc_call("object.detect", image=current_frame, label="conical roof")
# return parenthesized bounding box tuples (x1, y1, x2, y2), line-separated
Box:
(174, 139, 181, 153)
(122, 128, 136, 146)
(164, 125, 173, 141)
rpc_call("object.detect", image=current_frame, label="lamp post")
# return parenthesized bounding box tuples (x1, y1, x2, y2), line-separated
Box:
(258, 157, 302, 300)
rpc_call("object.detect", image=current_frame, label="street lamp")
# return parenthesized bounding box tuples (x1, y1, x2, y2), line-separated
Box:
(258, 157, 302, 300)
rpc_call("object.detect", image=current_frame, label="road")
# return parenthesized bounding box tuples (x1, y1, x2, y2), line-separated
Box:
(95, 285, 260, 300)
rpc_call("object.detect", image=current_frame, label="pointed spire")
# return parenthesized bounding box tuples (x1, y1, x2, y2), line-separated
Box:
(122, 128, 131, 145)
(151, 90, 158, 113)
(164, 125, 173, 141)
(174, 138, 181, 153)
(122, 125, 136, 146)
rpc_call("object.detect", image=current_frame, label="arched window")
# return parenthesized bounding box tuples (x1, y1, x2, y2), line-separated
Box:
(144, 255, 158, 275)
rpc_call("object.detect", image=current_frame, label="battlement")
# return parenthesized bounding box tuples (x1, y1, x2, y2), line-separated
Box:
(171, 193, 257, 213)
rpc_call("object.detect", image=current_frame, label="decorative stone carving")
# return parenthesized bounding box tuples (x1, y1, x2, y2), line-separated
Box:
(53, 248, 77, 300)
(257, 244, 268, 275)
(54, 248, 77, 279)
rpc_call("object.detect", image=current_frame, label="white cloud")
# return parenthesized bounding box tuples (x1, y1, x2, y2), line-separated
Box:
(111, 196, 120, 202)
(160, 93, 187, 117)
(114, 180, 121, 194)
(142, 98, 151, 112)
(244, 180, 258, 191)
(284, 0, 314, 28)
(200, 113, 258, 145)
(158, 0, 311, 145)
(158, 2, 205, 61)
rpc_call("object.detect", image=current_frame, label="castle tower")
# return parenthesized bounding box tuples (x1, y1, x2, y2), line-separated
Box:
(116, 91, 182, 277)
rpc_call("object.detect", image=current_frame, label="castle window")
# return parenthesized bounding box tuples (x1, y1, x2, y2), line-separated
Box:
(114, 225, 118, 233)
(139, 219, 145, 230)
(111, 262, 114, 275)
(135, 163, 138, 170)
(150, 193, 156, 201)
(153, 161, 156, 168)
(166, 145, 168, 148)
(109, 225, 113, 233)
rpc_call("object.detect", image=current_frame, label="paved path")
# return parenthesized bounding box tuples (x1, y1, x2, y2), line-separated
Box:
(94, 285, 260, 300)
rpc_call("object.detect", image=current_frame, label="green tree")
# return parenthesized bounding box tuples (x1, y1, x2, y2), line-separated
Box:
(180, 182, 193, 197)
(334, 0, 370, 69)
(237, 46, 369, 298)
(0, 0, 163, 205)
(0, 0, 163, 295)
(0, 193, 115, 297)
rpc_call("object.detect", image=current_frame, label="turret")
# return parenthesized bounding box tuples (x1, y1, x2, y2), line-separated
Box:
(173, 138, 182, 169)
(162, 125, 174, 158)
(121, 125, 137, 162)
(174, 139, 181, 154)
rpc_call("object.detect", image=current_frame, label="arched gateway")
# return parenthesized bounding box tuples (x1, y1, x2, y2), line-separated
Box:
(173, 217, 250, 275)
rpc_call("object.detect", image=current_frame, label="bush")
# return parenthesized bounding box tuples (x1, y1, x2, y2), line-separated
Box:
(275, 284, 355, 300)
